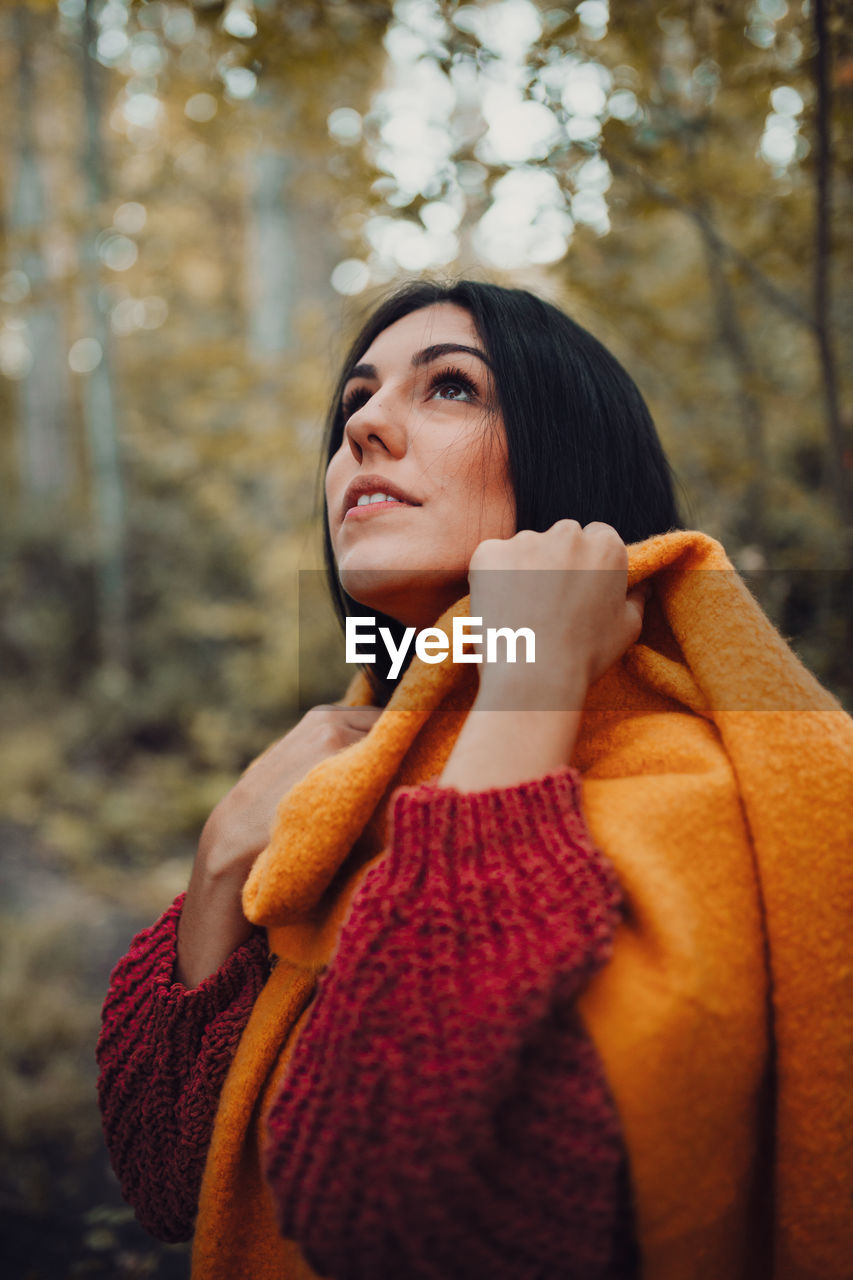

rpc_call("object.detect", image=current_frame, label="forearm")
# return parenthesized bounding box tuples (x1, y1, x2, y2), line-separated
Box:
(176, 860, 255, 988)
(176, 819, 256, 988)
(439, 681, 584, 792)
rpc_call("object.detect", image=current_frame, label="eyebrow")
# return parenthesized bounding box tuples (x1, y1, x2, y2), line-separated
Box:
(345, 343, 493, 385)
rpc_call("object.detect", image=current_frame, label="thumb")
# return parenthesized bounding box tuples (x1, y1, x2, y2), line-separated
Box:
(625, 582, 649, 643)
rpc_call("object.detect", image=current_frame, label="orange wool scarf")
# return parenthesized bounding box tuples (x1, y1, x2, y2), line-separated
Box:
(191, 530, 853, 1280)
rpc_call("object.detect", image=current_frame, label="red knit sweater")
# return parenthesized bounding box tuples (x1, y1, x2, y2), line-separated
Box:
(97, 768, 638, 1278)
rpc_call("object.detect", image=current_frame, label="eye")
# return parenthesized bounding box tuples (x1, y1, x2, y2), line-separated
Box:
(428, 366, 478, 403)
(341, 386, 372, 421)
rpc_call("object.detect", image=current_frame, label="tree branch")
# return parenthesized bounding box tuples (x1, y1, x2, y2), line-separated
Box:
(602, 147, 817, 333)
(699, 216, 768, 546)
(812, 0, 850, 528)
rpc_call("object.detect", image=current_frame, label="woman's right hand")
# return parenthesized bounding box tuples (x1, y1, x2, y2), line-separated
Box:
(200, 704, 383, 880)
(176, 703, 382, 988)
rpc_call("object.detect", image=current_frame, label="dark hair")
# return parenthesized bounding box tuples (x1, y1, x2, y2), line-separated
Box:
(319, 278, 683, 702)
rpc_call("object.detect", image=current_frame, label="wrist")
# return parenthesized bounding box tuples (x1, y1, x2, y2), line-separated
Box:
(197, 810, 256, 883)
(475, 666, 589, 714)
(439, 704, 582, 793)
(176, 872, 254, 988)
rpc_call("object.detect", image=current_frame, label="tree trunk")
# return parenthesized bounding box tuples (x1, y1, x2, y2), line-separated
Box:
(9, 5, 72, 506)
(78, 0, 129, 674)
(812, 0, 850, 533)
(245, 149, 295, 360)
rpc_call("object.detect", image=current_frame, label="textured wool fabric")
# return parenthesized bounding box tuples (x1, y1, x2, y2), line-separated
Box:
(194, 529, 852, 1280)
(95, 779, 630, 1266)
(189, 773, 632, 1279)
(263, 768, 636, 1280)
(95, 896, 270, 1240)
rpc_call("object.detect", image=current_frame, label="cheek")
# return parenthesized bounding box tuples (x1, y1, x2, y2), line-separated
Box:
(438, 428, 515, 539)
(440, 419, 505, 485)
(325, 450, 346, 506)
(473, 429, 514, 515)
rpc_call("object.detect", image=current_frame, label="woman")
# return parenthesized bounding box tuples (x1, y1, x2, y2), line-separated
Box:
(97, 281, 853, 1280)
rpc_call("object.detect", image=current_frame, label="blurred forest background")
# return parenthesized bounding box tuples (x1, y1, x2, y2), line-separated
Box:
(1, 0, 850, 1275)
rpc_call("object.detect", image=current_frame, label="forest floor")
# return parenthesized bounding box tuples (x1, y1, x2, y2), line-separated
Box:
(1, 819, 191, 1279)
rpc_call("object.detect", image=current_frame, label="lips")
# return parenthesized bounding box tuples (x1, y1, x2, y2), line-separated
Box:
(342, 474, 421, 519)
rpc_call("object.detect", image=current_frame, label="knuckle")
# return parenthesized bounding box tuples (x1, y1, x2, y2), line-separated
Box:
(306, 703, 333, 721)
(470, 539, 502, 566)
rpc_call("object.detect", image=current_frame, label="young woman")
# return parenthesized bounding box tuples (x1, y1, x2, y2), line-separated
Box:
(96, 281, 853, 1280)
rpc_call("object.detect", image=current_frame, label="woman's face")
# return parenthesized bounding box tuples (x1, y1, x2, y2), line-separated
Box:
(325, 303, 516, 630)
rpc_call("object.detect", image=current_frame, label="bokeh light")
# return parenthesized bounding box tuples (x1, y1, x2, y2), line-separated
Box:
(68, 338, 103, 374)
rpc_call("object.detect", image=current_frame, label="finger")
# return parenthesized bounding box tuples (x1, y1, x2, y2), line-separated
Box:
(625, 585, 647, 640)
(341, 705, 383, 728)
(581, 523, 628, 572)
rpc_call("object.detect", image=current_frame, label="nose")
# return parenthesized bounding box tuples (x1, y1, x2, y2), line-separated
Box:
(344, 390, 407, 463)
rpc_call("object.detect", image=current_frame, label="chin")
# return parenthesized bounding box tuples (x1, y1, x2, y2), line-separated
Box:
(339, 564, 424, 611)
(338, 564, 467, 629)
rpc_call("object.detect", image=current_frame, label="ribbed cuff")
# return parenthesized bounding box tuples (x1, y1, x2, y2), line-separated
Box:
(147, 892, 270, 1020)
(386, 764, 601, 870)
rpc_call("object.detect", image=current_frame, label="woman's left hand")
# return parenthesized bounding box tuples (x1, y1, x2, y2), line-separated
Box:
(467, 519, 647, 708)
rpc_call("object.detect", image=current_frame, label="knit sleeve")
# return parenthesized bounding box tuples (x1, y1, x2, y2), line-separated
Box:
(95, 892, 270, 1243)
(263, 766, 637, 1280)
